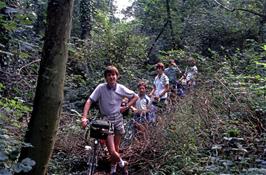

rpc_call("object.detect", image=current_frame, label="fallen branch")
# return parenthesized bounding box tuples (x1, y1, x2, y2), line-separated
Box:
(0, 49, 14, 56)
(17, 59, 41, 75)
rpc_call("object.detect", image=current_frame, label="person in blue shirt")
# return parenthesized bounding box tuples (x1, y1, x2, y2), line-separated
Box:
(164, 59, 182, 91)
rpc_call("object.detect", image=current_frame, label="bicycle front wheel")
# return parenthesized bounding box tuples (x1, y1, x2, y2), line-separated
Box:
(86, 142, 99, 175)
(87, 156, 97, 175)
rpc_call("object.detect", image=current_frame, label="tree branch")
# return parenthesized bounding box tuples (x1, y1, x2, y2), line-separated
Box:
(233, 8, 266, 19)
(17, 59, 41, 75)
(213, 0, 266, 19)
(147, 20, 169, 59)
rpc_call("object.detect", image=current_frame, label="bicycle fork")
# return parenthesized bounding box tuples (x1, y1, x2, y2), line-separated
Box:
(87, 139, 99, 175)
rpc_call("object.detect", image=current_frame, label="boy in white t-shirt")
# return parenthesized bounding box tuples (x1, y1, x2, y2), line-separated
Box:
(131, 81, 151, 137)
(180, 57, 198, 87)
(149, 62, 169, 105)
(131, 81, 151, 118)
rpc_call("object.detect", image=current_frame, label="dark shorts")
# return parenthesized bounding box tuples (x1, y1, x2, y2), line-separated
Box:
(102, 112, 125, 135)
(134, 114, 148, 123)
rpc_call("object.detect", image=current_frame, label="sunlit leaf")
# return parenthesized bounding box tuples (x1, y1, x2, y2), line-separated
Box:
(0, 151, 8, 161)
(255, 61, 266, 68)
(262, 45, 266, 51)
(3, 21, 17, 31)
(0, 2, 6, 9)
(0, 169, 12, 175)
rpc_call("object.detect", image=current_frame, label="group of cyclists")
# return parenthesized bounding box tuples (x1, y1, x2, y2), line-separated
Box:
(81, 57, 198, 175)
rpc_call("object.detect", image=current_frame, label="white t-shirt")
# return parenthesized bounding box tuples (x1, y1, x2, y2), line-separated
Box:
(185, 66, 198, 83)
(90, 83, 137, 116)
(135, 94, 151, 111)
(153, 73, 169, 99)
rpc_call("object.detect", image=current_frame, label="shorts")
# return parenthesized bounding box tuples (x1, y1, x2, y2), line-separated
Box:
(147, 104, 157, 123)
(102, 112, 125, 135)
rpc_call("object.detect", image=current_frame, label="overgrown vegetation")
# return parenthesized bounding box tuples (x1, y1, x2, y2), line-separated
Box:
(0, 0, 266, 174)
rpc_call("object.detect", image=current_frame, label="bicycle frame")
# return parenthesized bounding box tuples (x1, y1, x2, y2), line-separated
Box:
(84, 119, 113, 175)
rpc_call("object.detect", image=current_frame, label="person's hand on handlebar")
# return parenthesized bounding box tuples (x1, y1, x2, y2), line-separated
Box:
(82, 116, 88, 129)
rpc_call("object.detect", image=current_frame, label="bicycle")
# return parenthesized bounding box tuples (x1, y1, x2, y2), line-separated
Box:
(121, 118, 136, 149)
(121, 112, 150, 148)
(84, 119, 114, 175)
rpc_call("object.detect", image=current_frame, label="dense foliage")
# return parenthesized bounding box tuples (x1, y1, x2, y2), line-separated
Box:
(0, 0, 265, 174)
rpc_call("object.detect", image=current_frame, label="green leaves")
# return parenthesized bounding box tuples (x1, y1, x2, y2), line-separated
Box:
(0, 1, 6, 9)
(263, 45, 266, 51)
(0, 169, 12, 175)
(0, 151, 8, 161)
(2, 21, 17, 31)
(0, 83, 4, 92)
(0, 98, 31, 118)
(255, 61, 266, 68)
(0, 111, 35, 174)
(14, 158, 36, 173)
(226, 128, 240, 137)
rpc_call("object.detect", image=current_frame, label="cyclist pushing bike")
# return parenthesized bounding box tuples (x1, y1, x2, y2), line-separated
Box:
(81, 65, 138, 175)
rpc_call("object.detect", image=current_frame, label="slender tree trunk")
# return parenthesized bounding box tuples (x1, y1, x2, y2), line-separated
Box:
(80, 0, 93, 78)
(147, 20, 169, 59)
(16, 0, 74, 174)
(80, 0, 92, 40)
(166, 0, 175, 48)
(258, 1, 266, 42)
(109, 0, 115, 23)
(33, 0, 47, 35)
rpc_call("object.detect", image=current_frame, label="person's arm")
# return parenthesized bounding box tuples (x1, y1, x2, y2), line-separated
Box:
(180, 66, 188, 80)
(81, 98, 92, 128)
(176, 66, 182, 74)
(179, 71, 187, 81)
(121, 94, 138, 113)
(149, 84, 156, 97)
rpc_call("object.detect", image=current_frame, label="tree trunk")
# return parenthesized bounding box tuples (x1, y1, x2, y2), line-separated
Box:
(80, 0, 93, 78)
(80, 0, 92, 40)
(166, 0, 175, 48)
(147, 20, 169, 59)
(109, 0, 115, 23)
(33, 0, 47, 35)
(0, 0, 17, 65)
(259, 1, 266, 42)
(16, 0, 74, 174)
